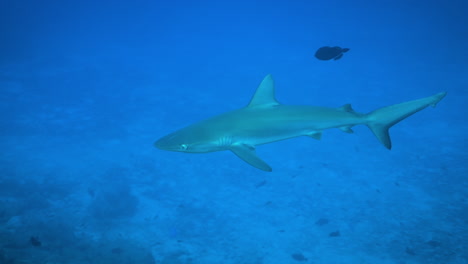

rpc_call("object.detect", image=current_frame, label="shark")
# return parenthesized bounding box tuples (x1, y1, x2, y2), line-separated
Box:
(155, 75, 446, 171)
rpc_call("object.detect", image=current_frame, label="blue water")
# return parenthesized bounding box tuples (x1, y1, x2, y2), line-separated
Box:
(1, 0, 467, 263)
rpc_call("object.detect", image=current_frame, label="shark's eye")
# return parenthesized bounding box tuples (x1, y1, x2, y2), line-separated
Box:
(179, 144, 188, 150)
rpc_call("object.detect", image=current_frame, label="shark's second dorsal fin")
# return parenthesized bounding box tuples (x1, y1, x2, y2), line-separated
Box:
(338, 104, 355, 113)
(247, 74, 280, 107)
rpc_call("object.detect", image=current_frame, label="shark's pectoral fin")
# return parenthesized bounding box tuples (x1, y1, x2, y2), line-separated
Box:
(230, 144, 272, 172)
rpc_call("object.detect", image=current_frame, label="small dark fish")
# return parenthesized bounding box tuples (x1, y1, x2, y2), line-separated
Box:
(405, 247, 416, 255)
(255, 180, 267, 188)
(87, 187, 95, 197)
(111, 247, 124, 254)
(329, 230, 340, 237)
(426, 240, 441, 247)
(315, 218, 329, 226)
(291, 253, 308, 262)
(315, 46, 350, 61)
(30, 236, 41, 247)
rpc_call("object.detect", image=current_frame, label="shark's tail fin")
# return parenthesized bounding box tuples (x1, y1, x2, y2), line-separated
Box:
(365, 92, 446, 149)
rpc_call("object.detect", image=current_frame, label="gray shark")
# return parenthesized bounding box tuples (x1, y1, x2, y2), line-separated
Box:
(155, 75, 446, 171)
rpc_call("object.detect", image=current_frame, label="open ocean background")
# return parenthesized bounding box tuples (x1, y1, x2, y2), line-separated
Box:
(1, 0, 467, 263)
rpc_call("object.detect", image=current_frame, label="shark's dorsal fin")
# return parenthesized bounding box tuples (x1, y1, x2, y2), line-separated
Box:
(247, 74, 280, 107)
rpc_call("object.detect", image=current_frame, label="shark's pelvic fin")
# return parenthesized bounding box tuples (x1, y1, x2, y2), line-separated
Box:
(366, 92, 447, 149)
(247, 74, 280, 108)
(307, 131, 323, 140)
(230, 143, 272, 172)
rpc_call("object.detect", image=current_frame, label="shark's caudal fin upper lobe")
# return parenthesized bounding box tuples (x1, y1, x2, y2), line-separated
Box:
(365, 92, 447, 149)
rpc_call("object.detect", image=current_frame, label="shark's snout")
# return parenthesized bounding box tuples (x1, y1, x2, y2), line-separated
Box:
(154, 136, 173, 150)
(153, 138, 164, 149)
(154, 132, 188, 152)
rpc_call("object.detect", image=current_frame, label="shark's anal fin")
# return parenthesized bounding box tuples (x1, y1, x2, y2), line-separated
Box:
(338, 126, 354, 133)
(230, 143, 272, 172)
